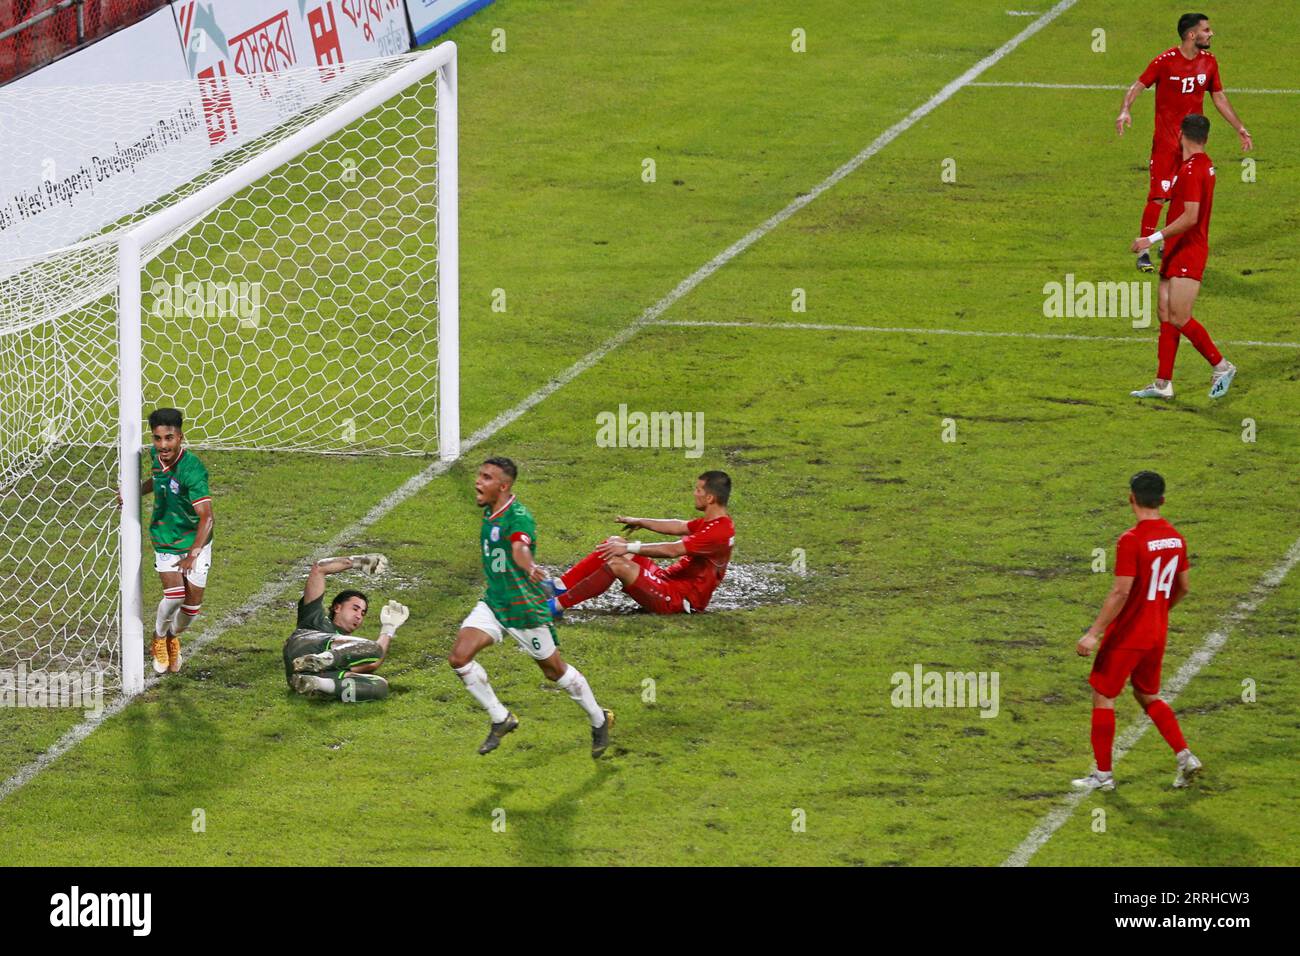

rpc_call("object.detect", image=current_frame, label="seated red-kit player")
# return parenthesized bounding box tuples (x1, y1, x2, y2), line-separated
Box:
(546, 471, 734, 616)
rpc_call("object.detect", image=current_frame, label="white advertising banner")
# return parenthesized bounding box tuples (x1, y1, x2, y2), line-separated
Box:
(0, 2, 417, 266)
(172, 0, 411, 157)
(0, 8, 204, 264)
(174, 1, 410, 83)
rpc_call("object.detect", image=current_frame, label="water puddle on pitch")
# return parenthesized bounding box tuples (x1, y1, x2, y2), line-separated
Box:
(552, 562, 799, 619)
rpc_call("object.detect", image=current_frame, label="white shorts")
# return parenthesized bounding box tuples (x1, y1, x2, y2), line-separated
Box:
(154, 542, 212, 588)
(460, 601, 557, 661)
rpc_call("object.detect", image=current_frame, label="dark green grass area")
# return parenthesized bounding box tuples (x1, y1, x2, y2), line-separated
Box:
(1, 0, 1296, 865)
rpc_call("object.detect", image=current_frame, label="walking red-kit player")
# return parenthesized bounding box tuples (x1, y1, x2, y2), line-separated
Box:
(546, 471, 734, 617)
(1115, 12, 1252, 274)
(1129, 114, 1236, 401)
(1073, 471, 1203, 792)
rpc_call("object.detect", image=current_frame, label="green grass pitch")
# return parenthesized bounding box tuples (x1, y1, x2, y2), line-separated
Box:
(1, 0, 1298, 865)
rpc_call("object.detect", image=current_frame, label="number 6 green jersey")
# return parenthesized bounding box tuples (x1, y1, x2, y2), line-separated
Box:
(481, 495, 551, 628)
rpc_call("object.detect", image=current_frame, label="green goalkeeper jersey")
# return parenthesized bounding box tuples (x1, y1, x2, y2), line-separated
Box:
(149, 446, 212, 554)
(480, 495, 551, 628)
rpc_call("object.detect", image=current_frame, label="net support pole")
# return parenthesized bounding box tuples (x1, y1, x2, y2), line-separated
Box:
(436, 45, 460, 462)
(118, 233, 145, 696)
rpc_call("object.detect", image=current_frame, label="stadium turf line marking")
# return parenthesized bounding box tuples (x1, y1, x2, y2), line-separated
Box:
(0, 0, 1080, 805)
(1002, 533, 1300, 867)
(970, 81, 1300, 94)
(657, 320, 1300, 350)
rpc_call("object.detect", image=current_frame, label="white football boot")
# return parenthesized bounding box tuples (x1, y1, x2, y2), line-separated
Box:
(291, 674, 336, 698)
(1173, 750, 1203, 788)
(293, 650, 336, 673)
(1131, 380, 1174, 399)
(1209, 362, 1237, 399)
(1072, 770, 1116, 792)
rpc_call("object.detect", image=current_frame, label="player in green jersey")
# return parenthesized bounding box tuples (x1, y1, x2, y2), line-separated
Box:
(119, 409, 215, 676)
(285, 552, 407, 702)
(448, 456, 613, 757)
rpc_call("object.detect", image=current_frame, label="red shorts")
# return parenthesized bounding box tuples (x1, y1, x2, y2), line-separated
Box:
(622, 555, 690, 614)
(1147, 143, 1181, 202)
(1159, 243, 1207, 282)
(1089, 640, 1164, 699)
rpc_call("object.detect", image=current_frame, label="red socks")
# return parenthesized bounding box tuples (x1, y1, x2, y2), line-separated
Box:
(557, 549, 616, 609)
(1144, 700, 1188, 753)
(559, 550, 606, 590)
(1091, 702, 1188, 773)
(1091, 708, 1116, 773)
(1157, 322, 1181, 380)
(1140, 200, 1164, 238)
(1180, 318, 1223, 367)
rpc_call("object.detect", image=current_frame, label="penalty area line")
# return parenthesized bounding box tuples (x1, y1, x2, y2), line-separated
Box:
(0, 0, 1082, 807)
(656, 319, 1300, 350)
(1001, 533, 1300, 867)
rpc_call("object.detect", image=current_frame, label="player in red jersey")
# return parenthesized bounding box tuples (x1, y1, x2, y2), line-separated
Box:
(1129, 114, 1236, 401)
(545, 471, 734, 617)
(1073, 471, 1203, 792)
(1115, 13, 1252, 273)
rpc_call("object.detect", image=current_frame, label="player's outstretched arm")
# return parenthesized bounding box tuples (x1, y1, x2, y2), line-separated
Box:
(599, 536, 687, 560)
(1115, 80, 1146, 136)
(1076, 575, 1134, 656)
(1210, 91, 1252, 151)
(303, 553, 388, 604)
(617, 516, 690, 535)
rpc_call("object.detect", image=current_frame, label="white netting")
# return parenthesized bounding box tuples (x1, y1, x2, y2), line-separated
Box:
(0, 53, 443, 676)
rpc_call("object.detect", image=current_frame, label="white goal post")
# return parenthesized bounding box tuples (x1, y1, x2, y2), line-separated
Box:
(0, 42, 459, 696)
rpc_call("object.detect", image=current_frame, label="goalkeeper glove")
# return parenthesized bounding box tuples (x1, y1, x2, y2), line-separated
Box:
(379, 600, 409, 638)
(349, 553, 389, 575)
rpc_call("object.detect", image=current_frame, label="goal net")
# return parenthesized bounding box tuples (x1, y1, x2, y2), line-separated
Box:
(0, 43, 459, 694)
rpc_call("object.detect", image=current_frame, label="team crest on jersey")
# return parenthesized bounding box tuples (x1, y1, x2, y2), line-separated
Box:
(490, 526, 500, 542)
(1197, 73, 1206, 86)
(169, 479, 180, 494)
(1162, 179, 1172, 192)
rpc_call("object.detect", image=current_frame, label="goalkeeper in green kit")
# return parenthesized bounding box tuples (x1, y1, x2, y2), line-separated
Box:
(285, 553, 407, 702)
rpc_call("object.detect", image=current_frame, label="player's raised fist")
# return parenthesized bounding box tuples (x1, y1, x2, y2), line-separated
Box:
(349, 553, 388, 575)
(379, 600, 409, 636)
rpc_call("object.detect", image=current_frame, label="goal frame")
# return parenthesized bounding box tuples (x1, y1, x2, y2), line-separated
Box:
(116, 42, 459, 695)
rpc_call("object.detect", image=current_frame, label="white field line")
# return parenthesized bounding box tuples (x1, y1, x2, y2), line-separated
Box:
(970, 81, 1300, 94)
(1002, 534, 1300, 867)
(656, 319, 1300, 350)
(0, 1, 1080, 804)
